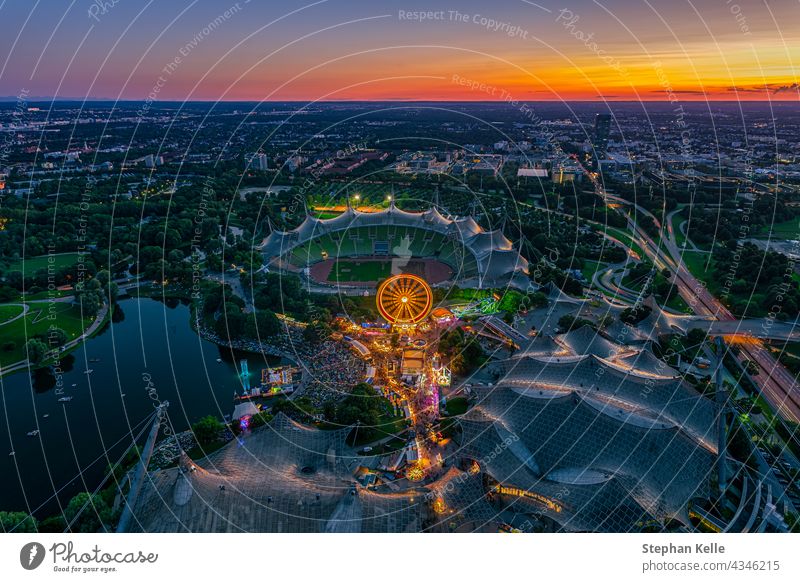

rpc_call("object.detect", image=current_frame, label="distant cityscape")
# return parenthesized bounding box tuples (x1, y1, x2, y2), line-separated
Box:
(1, 98, 800, 534)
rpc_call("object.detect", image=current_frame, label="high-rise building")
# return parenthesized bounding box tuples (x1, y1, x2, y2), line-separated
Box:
(246, 152, 269, 171)
(593, 113, 611, 168)
(144, 154, 163, 168)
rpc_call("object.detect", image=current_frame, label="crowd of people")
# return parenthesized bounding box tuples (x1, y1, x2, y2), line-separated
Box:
(295, 339, 366, 407)
(198, 323, 367, 408)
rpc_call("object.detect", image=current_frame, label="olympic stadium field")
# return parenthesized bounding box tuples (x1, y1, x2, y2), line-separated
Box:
(309, 258, 453, 285)
(328, 259, 392, 282)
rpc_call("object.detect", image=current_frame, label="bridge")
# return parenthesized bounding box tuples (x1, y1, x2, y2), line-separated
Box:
(671, 318, 800, 342)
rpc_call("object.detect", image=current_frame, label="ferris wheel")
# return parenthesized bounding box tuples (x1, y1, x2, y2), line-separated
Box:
(376, 274, 433, 325)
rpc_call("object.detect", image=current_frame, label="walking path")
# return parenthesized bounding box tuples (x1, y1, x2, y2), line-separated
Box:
(0, 302, 110, 378)
(0, 303, 30, 327)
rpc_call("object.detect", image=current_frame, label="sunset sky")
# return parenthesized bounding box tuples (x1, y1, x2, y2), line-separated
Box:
(0, 0, 798, 102)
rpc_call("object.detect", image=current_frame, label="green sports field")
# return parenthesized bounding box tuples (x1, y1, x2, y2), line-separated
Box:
(328, 260, 392, 282)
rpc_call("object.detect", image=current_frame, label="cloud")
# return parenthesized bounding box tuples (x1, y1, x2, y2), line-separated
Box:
(647, 89, 707, 95)
(772, 83, 800, 94)
(726, 83, 800, 94)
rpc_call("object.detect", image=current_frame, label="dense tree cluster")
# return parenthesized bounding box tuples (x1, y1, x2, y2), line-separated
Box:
(437, 327, 485, 375)
(0, 511, 37, 533)
(557, 314, 595, 331)
(191, 415, 226, 447)
(201, 282, 281, 341)
(0, 172, 279, 290)
(620, 304, 652, 325)
(253, 273, 309, 320)
(714, 242, 800, 317)
(333, 383, 392, 428)
(681, 199, 799, 249)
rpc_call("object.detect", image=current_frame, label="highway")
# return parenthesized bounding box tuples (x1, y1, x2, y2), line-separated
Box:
(583, 167, 800, 424)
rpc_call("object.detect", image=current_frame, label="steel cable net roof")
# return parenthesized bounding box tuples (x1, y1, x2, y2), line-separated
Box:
(456, 373, 716, 531)
(554, 326, 631, 360)
(128, 414, 443, 533)
(427, 467, 502, 532)
(496, 329, 717, 444)
(260, 206, 528, 284)
(496, 356, 717, 443)
(451, 329, 719, 532)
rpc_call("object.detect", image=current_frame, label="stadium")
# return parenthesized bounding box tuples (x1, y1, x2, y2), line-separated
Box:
(259, 202, 529, 287)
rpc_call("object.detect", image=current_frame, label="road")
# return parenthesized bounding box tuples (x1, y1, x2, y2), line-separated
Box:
(584, 166, 800, 424)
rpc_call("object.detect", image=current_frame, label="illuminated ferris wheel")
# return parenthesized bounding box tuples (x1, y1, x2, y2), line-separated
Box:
(376, 274, 433, 325)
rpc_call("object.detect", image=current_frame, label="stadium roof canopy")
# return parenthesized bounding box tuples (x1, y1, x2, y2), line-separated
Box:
(459, 383, 715, 532)
(260, 203, 528, 285)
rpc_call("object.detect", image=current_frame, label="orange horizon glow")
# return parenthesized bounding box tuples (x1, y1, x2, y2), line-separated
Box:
(175, 45, 800, 103)
(2, 2, 798, 104)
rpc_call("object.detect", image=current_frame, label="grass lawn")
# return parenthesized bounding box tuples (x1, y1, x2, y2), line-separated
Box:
(664, 292, 692, 313)
(20, 288, 74, 301)
(496, 289, 533, 313)
(603, 227, 645, 258)
(671, 213, 687, 248)
(755, 218, 800, 240)
(0, 302, 95, 367)
(445, 396, 469, 416)
(678, 250, 717, 292)
(328, 259, 392, 282)
(580, 259, 606, 284)
(442, 288, 494, 302)
(352, 412, 408, 446)
(3, 252, 82, 273)
(0, 304, 25, 325)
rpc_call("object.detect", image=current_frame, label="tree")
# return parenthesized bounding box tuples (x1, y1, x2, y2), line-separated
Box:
(76, 291, 101, 316)
(95, 270, 119, 302)
(0, 285, 17, 302)
(302, 321, 323, 345)
(192, 415, 224, 447)
(558, 314, 594, 331)
(214, 304, 245, 339)
(0, 511, 37, 533)
(686, 328, 707, 347)
(620, 305, 652, 325)
(252, 309, 280, 338)
(47, 327, 69, 347)
(25, 338, 49, 365)
(95, 269, 111, 287)
(64, 492, 114, 533)
(334, 384, 393, 442)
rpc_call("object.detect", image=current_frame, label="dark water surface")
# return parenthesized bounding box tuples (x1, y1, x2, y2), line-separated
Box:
(0, 297, 283, 518)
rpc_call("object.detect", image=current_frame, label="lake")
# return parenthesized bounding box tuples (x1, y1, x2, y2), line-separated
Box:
(0, 297, 286, 519)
